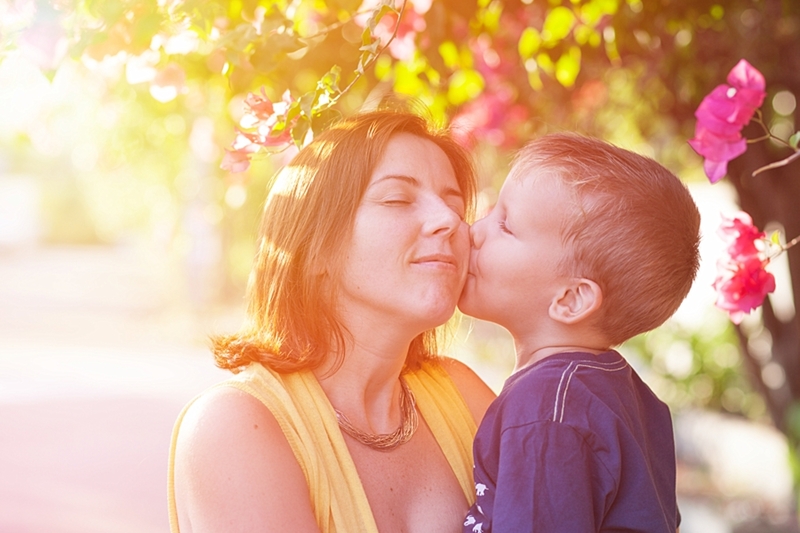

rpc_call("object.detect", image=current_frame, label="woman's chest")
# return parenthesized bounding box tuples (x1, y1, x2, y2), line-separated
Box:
(345, 425, 468, 533)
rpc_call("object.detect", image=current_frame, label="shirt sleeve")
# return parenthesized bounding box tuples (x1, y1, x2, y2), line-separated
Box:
(490, 421, 615, 533)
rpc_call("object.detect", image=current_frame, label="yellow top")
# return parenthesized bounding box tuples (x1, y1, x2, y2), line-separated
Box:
(167, 360, 477, 533)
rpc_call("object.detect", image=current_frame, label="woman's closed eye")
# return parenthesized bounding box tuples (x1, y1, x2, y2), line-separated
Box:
(448, 203, 466, 220)
(382, 196, 413, 206)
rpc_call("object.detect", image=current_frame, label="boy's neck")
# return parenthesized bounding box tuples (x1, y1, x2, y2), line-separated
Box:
(513, 344, 610, 373)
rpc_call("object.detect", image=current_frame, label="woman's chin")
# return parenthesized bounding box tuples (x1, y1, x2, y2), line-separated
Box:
(457, 282, 480, 317)
(415, 302, 459, 331)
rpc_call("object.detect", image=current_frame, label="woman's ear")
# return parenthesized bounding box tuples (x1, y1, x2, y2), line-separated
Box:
(548, 278, 603, 325)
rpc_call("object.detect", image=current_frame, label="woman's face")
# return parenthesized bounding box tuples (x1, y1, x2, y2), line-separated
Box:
(335, 132, 470, 334)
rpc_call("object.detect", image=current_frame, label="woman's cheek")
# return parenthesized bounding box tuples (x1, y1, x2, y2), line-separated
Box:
(455, 222, 471, 279)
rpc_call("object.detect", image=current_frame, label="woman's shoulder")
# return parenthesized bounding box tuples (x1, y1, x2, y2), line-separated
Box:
(431, 356, 497, 424)
(173, 384, 321, 532)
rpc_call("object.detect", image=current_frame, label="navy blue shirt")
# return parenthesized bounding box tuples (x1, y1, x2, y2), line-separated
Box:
(464, 351, 680, 533)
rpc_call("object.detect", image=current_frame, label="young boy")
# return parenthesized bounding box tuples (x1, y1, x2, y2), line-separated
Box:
(459, 133, 700, 533)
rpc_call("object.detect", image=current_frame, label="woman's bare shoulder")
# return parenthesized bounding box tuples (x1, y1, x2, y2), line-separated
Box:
(173, 386, 321, 533)
(437, 357, 497, 424)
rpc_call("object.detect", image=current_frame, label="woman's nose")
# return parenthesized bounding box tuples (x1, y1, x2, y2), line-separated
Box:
(425, 198, 462, 237)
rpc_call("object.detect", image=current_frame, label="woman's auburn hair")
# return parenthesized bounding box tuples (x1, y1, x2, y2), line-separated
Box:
(213, 109, 477, 374)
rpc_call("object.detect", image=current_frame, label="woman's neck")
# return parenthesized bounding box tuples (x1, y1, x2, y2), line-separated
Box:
(314, 335, 411, 435)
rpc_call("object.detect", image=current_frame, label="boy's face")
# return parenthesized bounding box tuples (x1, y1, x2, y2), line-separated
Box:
(458, 170, 573, 334)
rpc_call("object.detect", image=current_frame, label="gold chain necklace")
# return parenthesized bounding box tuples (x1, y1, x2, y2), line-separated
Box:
(334, 377, 418, 451)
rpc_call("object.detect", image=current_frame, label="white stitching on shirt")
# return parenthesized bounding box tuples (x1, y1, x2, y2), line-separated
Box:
(552, 358, 628, 423)
(552, 361, 576, 422)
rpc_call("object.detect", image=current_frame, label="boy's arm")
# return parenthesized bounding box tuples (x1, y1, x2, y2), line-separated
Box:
(489, 421, 609, 533)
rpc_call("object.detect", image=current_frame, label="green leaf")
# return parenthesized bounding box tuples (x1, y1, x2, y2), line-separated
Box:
(518, 28, 541, 59)
(785, 401, 800, 442)
(424, 65, 441, 86)
(292, 116, 311, 147)
(447, 69, 485, 106)
(299, 92, 314, 118)
(362, 26, 373, 47)
(790, 131, 800, 150)
(132, 13, 162, 51)
(374, 55, 392, 80)
(527, 70, 543, 91)
(555, 46, 581, 87)
(580, 0, 619, 27)
(574, 24, 599, 46)
(311, 108, 343, 135)
(394, 61, 425, 96)
(535, 52, 554, 75)
(476, 0, 502, 33)
(439, 41, 460, 69)
(326, 0, 362, 12)
(286, 100, 301, 122)
(359, 39, 381, 54)
(365, 1, 395, 35)
(542, 6, 576, 43)
(317, 65, 342, 96)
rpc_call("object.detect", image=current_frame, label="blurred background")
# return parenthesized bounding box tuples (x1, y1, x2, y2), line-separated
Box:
(1, 0, 799, 531)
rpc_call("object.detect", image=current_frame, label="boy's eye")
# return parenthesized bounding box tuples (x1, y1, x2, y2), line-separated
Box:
(499, 220, 513, 234)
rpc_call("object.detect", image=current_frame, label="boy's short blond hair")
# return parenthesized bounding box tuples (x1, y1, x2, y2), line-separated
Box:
(510, 133, 701, 346)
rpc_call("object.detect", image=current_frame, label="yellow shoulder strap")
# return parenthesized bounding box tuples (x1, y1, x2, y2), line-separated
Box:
(405, 361, 478, 503)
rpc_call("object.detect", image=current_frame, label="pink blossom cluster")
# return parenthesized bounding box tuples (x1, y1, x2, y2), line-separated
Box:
(688, 59, 767, 183)
(221, 89, 294, 173)
(355, 0, 430, 61)
(713, 212, 775, 324)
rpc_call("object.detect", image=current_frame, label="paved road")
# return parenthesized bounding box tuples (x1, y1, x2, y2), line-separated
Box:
(0, 245, 230, 532)
(1, 244, 795, 533)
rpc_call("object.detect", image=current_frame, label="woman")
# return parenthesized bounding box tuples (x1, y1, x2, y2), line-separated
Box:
(168, 109, 496, 532)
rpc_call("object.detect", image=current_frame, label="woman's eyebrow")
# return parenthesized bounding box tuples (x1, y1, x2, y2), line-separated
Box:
(368, 174, 418, 188)
(368, 174, 463, 199)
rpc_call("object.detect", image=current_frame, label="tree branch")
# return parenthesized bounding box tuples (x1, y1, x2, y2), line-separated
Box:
(752, 150, 800, 176)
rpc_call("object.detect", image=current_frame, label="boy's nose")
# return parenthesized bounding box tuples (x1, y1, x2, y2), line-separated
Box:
(469, 217, 486, 248)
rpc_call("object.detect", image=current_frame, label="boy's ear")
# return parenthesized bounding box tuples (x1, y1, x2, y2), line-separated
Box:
(548, 278, 603, 325)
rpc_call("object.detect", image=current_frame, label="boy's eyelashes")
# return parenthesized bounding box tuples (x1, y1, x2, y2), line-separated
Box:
(499, 220, 513, 234)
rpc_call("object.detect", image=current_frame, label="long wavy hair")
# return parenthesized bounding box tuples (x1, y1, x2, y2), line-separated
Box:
(213, 109, 476, 373)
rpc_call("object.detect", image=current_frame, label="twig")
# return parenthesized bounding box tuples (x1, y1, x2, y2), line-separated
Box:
(746, 133, 772, 143)
(752, 150, 800, 176)
(303, 6, 382, 38)
(752, 111, 793, 150)
(782, 234, 800, 252)
(332, 0, 408, 103)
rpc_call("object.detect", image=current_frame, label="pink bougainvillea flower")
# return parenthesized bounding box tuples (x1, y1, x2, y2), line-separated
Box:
(150, 63, 186, 103)
(240, 127, 292, 148)
(244, 88, 275, 122)
(713, 211, 775, 323)
(717, 211, 765, 261)
(221, 89, 296, 172)
(354, 0, 428, 60)
(713, 255, 775, 324)
(688, 59, 767, 183)
(451, 88, 529, 149)
(687, 126, 747, 183)
(221, 148, 253, 173)
(19, 20, 67, 71)
(728, 57, 766, 93)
